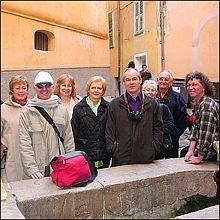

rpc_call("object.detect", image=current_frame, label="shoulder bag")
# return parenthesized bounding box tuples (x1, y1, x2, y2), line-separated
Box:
(34, 106, 98, 188)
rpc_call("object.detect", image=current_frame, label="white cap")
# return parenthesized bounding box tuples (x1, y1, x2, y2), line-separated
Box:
(34, 71, 54, 85)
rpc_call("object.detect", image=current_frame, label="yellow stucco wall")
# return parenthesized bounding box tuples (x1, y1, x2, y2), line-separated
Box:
(1, 1, 110, 71)
(122, 1, 160, 75)
(108, 1, 160, 77)
(109, 1, 219, 81)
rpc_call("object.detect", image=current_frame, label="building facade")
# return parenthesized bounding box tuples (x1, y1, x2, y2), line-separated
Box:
(108, 1, 219, 98)
(1, 1, 117, 100)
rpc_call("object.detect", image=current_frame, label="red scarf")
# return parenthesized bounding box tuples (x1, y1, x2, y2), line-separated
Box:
(12, 96, 27, 106)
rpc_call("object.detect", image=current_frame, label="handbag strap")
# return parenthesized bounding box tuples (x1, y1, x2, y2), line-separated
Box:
(33, 106, 63, 154)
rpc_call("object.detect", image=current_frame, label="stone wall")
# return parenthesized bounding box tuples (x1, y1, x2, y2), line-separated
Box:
(1, 67, 118, 101)
(1, 158, 218, 219)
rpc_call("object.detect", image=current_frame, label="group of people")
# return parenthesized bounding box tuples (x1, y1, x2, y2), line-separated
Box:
(127, 61, 152, 83)
(1, 68, 219, 183)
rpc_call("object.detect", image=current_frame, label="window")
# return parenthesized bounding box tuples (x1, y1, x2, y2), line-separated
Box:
(35, 31, 48, 51)
(134, 52, 147, 71)
(34, 30, 55, 51)
(108, 10, 114, 48)
(134, 1, 144, 36)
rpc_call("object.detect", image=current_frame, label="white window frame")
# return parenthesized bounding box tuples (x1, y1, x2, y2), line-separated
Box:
(108, 9, 114, 48)
(134, 52, 148, 71)
(134, 1, 144, 36)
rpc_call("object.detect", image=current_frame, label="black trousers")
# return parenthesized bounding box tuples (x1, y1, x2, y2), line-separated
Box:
(45, 165, 50, 177)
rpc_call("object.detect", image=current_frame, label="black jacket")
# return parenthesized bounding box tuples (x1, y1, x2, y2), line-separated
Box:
(140, 70, 152, 83)
(157, 87, 188, 150)
(71, 96, 110, 162)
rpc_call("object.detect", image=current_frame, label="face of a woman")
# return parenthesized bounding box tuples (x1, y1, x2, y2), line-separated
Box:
(11, 83, 28, 100)
(88, 81, 104, 102)
(59, 78, 73, 97)
(143, 85, 157, 98)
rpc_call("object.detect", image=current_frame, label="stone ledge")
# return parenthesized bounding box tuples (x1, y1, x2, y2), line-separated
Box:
(1, 183, 25, 219)
(3, 158, 219, 219)
(175, 205, 219, 219)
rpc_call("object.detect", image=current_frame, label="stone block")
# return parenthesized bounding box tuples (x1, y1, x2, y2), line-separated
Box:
(5, 158, 218, 219)
(1, 182, 25, 219)
(10, 177, 103, 219)
(96, 158, 218, 219)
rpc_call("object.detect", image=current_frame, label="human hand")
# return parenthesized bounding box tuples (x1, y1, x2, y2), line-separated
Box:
(185, 154, 203, 164)
(184, 150, 194, 162)
(31, 171, 44, 179)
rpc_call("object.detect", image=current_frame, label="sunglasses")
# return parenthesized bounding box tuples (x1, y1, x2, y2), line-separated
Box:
(35, 83, 53, 89)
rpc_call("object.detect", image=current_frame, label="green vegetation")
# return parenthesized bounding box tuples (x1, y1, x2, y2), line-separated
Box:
(171, 194, 219, 218)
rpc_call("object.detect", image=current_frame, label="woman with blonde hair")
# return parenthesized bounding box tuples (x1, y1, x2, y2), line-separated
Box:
(71, 76, 110, 169)
(1, 75, 29, 182)
(54, 74, 82, 117)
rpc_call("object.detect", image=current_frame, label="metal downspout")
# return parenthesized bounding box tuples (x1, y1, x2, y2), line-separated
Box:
(160, 1, 165, 70)
(117, 1, 121, 96)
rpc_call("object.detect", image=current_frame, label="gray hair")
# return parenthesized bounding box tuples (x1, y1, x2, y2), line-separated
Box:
(123, 68, 141, 81)
(142, 79, 157, 91)
(157, 70, 173, 80)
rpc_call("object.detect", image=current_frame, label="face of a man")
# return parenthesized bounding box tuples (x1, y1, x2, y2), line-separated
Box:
(157, 72, 173, 91)
(186, 78, 205, 101)
(34, 83, 54, 100)
(123, 69, 142, 95)
(142, 65, 147, 71)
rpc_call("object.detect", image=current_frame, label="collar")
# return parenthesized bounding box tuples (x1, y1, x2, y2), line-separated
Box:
(86, 96, 101, 108)
(126, 91, 142, 102)
(156, 86, 173, 101)
(194, 96, 205, 108)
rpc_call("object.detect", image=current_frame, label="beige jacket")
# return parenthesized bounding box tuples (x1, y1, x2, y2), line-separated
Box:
(19, 103, 75, 179)
(1, 97, 25, 182)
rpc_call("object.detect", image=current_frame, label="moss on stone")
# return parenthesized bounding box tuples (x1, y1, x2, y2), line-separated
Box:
(171, 194, 219, 218)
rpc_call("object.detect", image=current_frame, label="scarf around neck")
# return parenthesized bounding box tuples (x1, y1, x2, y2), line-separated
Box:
(11, 96, 28, 106)
(27, 95, 61, 108)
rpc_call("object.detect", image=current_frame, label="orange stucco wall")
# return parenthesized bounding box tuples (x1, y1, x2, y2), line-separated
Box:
(163, 1, 219, 81)
(1, 1, 108, 38)
(1, 1, 110, 71)
(108, 1, 118, 77)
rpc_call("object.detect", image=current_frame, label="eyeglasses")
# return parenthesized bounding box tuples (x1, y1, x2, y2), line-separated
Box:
(158, 77, 170, 82)
(35, 83, 53, 89)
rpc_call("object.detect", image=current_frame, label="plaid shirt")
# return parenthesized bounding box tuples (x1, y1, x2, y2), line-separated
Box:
(189, 96, 219, 156)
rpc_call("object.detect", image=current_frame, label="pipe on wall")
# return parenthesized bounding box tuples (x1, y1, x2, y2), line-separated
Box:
(160, 1, 165, 71)
(117, 1, 121, 96)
